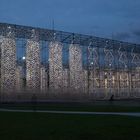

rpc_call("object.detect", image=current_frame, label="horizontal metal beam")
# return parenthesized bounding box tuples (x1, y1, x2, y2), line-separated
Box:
(0, 22, 140, 53)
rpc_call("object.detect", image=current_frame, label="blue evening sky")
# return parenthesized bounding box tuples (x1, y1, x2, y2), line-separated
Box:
(0, 0, 140, 43)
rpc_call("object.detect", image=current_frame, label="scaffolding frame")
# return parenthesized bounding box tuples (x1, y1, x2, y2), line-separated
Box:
(0, 22, 140, 100)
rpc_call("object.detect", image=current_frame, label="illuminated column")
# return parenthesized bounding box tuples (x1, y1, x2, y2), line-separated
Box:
(16, 66, 23, 92)
(100, 70, 105, 97)
(0, 36, 2, 90)
(118, 44, 129, 97)
(0, 29, 16, 93)
(49, 41, 63, 93)
(119, 72, 129, 97)
(88, 45, 100, 96)
(88, 71, 94, 94)
(40, 66, 48, 92)
(88, 46, 94, 94)
(26, 30, 40, 91)
(69, 44, 83, 93)
(131, 51, 140, 97)
(104, 45, 114, 97)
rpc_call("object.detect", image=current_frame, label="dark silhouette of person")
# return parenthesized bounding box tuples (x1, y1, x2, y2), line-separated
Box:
(109, 94, 114, 101)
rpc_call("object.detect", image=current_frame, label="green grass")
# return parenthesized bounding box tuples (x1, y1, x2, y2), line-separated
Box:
(0, 111, 140, 140)
(1, 102, 140, 112)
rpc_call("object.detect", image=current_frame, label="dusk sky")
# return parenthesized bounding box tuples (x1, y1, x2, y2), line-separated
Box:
(0, 0, 140, 43)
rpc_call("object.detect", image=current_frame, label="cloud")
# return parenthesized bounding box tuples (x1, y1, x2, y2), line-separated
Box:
(132, 30, 140, 37)
(113, 32, 131, 40)
(0, 0, 140, 44)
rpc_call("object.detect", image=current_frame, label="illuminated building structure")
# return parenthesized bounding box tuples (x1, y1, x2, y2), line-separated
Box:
(0, 23, 140, 99)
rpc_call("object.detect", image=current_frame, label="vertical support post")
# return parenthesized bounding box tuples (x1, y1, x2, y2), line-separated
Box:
(40, 66, 48, 93)
(16, 66, 23, 92)
(62, 68, 69, 94)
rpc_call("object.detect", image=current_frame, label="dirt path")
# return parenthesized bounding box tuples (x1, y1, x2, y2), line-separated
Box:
(0, 108, 140, 117)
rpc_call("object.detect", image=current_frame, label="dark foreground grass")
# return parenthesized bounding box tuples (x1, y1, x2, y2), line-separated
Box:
(1, 101, 140, 112)
(0, 111, 140, 140)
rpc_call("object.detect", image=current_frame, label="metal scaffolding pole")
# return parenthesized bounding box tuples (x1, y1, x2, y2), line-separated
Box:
(16, 66, 23, 92)
(40, 66, 48, 93)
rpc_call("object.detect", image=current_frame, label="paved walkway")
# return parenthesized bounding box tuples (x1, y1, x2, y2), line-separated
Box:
(0, 108, 140, 117)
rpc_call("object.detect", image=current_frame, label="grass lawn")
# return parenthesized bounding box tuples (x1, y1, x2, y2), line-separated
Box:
(0, 111, 140, 140)
(1, 101, 140, 112)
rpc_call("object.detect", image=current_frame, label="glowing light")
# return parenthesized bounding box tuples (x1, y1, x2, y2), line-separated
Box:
(91, 62, 93, 65)
(22, 56, 25, 60)
(8, 26, 11, 29)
